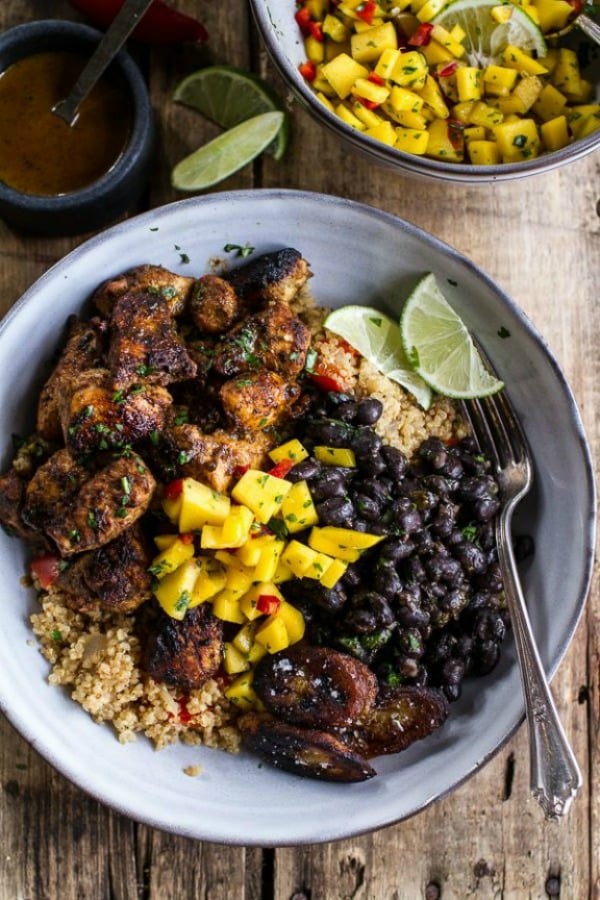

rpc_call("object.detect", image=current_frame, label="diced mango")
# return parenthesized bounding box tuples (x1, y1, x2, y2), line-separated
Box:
(416, 0, 447, 22)
(534, 0, 573, 33)
(276, 601, 306, 644)
(248, 641, 268, 664)
(305, 34, 325, 64)
(494, 117, 541, 161)
(425, 117, 465, 162)
(336, 102, 367, 129)
(483, 64, 518, 94)
(223, 565, 253, 598)
(162, 494, 182, 525)
(153, 534, 179, 551)
(316, 91, 336, 112)
(232, 621, 257, 655)
(395, 126, 430, 155)
(422, 40, 455, 66)
(367, 119, 404, 145)
(189, 556, 227, 606)
(273, 557, 294, 583)
(239, 583, 285, 621)
(532, 83, 568, 121)
(352, 100, 383, 127)
(319, 557, 349, 588)
(374, 48, 402, 79)
(237, 533, 276, 567)
(388, 85, 425, 113)
(467, 139, 501, 164)
(321, 53, 369, 99)
(415, 75, 450, 119)
(501, 45, 548, 76)
(225, 671, 258, 710)
(281, 539, 321, 576)
(254, 539, 285, 582)
(430, 24, 465, 58)
(469, 101, 503, 128)
(153, 559, 199, 621)
(223, 642, 251, 675)
(540, 115, 570, 151)
(306, 551, 336, 581)
(211, 590, 245, 624)
(314, 445, 357, 467)
(268, 439, 309, 465)
(221, 505, 254, 548)
(254, 615, 290, 654)
(391, 51, 428, 88)
(316, 526, 385, 550)
(464, 125, 487, 143)
(456, 67, 482, 102)
(149, 537, 194, 579)
(491, 3, 513, 22)
(177, 478, 230, 532)
(200, 524, 228, 550)
(231, 470, 292, 524)
(569, 105, 600, 139)
(452, 100, 476, 123)
(350, 22, 398, 63)
(280, 481, 319, 534)
(351, 78, 390, 105)
(323, 12, 350, 42)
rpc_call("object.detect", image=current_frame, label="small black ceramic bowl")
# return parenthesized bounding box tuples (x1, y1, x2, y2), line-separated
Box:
(0, 20, 155, 237)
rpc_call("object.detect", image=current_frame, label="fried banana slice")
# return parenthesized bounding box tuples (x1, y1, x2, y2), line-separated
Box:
(238, 712, 376, 782)
(339, 686, 449, 758)
(253, 645, 377, 728)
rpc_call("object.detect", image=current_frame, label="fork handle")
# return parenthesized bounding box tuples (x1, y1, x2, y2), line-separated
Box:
(498, 510, 582, 819)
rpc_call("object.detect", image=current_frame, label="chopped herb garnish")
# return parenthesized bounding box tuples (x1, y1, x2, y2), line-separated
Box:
(149, 430, 160, 446)
(513, 134, 527, 148)
(304, 348, 318, 373)
(148, 560, 168, 577)
(173, 410, 189, 426)
(87, 509, 98, 530)
(223, 243, 255, 258)
(174, 591, 191, 613)
(267, 517, 288, 540)
(50, 629, 63, 641)
(68, 528, 81, 543)
(136, 364, 156, 377)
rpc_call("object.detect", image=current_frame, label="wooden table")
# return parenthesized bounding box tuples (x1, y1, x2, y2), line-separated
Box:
(1, 1, 598, 897)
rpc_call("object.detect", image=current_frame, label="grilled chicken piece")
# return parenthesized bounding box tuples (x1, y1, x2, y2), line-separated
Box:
(0, 468, 34, 539)
(180, 428, 273, 493)
(46, 453, 155, 556)
(226, 248, 310, 306)
(220, 372, 301, 431)
(189, 275, 242, 334)
(37, 317, 104, 441)
(253, 646, 378, 729)
(337, 686, 449, 758)
(92, 265, 194, 317)
(213, 300, 311, 378)
(108, 291, 197, 389)
(144, 603, 224, 690)
(58, 525, 152, 613)
(238, 712, 376, 783)
(58, 367, 172, 454)
(22, 449, 88, 531)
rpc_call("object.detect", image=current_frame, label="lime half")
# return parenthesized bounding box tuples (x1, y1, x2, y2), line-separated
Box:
(433, 0, 546, 68)
(173, 66, 290, 161)
(399, 274, 504, 399)
(324, 305, 432, 409)
(172, 111, 285, 192)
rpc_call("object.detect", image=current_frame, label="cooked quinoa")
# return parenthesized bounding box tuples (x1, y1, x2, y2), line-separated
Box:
(30, 294, 465, 756)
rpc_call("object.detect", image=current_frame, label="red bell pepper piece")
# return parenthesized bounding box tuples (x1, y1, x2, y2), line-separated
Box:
(68, 0, 207, 44)
(267, 459, 295, 479)
(566, 0, 583, 15)
(295, 5, 313, 35)
(30, 555, 62, 590)
(356, 1, 377, 24)
(256, 594, 281, 615)
(299, 60, 317, 82)
(408, 22, 434, 46)
(309, 20, 325, 41)
(368, 72, 386, 86)
(355, 97, 381, 110)
(179, 532, 195, 545)
(232, 464, 250, 480)
(309, 367, 344, 392)
(164, 478, 184, 500)
(438, 61, 459, 78)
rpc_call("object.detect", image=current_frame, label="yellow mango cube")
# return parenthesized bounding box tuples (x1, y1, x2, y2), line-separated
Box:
(239, 583, 284, 621)
(426, 117, 465, 161)
(247, 641, 268, 664)
(532, 83, 567, 122)
(395, 126, 430, 155)
(308, 529, 360, 562)
(430, 24, 465, 57)
(153, 559, 199, 620)
(153, 534, 179, 551)
(223, 642, 251, 675)
(221, 505, 254, 548)
(464, 125, 487, 143)
(323, 13, 350, 42)
(469, 101, 504, 128)
(231, 469, 292, 524)
(272, 558, 294, 583)
(223, 565, 254, 599)
(254, 615, 289, 654)
(280, 481, 319, 534)
(534, 0, 573, 32)
(237, 533, 275, 567)
(314, 446, 357, 467)
(374, 48, 402, 79)
(352, 100, 383, 126)
(336, 102, 372, 128)
(149, 537, 194, 579)
(189, 556, 227, 606)
(319, 557, 349, 588)
(268, 439, 309, 465)
(467, 139, 501, 164)
(351, 78, 390, 105)
(388, 85, 424, 113)
(483, 64, 518, 94)
(417, 0, 447, 21)
(211, 590, 245, 624)
(391, 51, 428, 88)
(452, 100, 476, 123)
(501, 45, 548, 76)
(386, 106, 428, 129)
(540, 115, 570, 151)
(422, 40, 455, 66)
(415, 75, 450, 118)
(254, 539, 285, 582)
(350, 22, 398, 63)
(365, 120, 398, 145)
(456, 67, 482, 102)
(569, 105, 600, 139)
(177, 478, 230, 532)
(281, 539, 321, 576)
(322, 53, 369, 99)
(276, 601, 306, 644)
(316, 91, 335, 112)
(491, 4, 513, 22)
(232, 621, 257, 655)
(225, 671, 258, 710)
(316, 526, 384, 550)
(494, 117, 541, 160)
(305, 34, 325, 64)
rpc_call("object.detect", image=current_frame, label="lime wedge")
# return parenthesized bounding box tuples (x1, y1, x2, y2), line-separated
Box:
(432, 0, 546, 68)
(173, 66, 290, 161)
(399, 274, 504, 399)
(324, 306, 433, 409)
(171, 111, 285, 192)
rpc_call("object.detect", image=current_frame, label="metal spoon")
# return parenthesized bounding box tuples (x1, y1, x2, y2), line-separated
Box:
(547, 10, 600, 43)
(53, 0, 154, 126)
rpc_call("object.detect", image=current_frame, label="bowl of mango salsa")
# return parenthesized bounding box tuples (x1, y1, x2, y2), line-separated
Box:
(250, 0, 600, 180)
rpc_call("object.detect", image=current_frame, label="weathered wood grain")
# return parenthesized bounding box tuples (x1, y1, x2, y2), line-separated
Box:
(0, 0, 598, 897)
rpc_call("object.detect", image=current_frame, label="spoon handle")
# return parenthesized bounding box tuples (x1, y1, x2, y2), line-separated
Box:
(53, 0, 154, 126)
(577, 13, 600, 45)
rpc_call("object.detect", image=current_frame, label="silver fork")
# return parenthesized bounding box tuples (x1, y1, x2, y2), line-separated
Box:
(461, 356, 582, 819)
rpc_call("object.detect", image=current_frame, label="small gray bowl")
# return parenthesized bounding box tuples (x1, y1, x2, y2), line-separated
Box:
(0, 20, 155, 236)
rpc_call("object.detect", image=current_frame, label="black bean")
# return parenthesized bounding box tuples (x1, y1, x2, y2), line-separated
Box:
(397, 656, 420, 679)
(396, 508, 423, 535)
(457, 475, 497, 501)
(344, 608, 379, 634)
(474, 639, 500, 674)
(355, 398, 383, 425)
(352, 493, 381, 522)
(316, 497, 355, 527)
(426, 553, 463, 585)
(374, 564, 403, 598)
(308, 420, 353, 446)
(441, 457, 464, 480)
(357, 452, 387, 476)
(410, 489, 439, 512)
(430, 502, 457, 538)
(309, 472, 346, 502)
(443, 682, 462, 702)
(440, 587, 469, 618)
(335, 400, 359, 422)
(287, 457, 321, 483)
(422, 474, 452, 497)
(474, 609, 506, 643)
(382, 445, 408, 479)
(341, 563, 363, 589)
(442, 657, 465, 685)
(396, 627, 425, 659)
(404, 556, 426, 582)
(477, 561, 503, 593)
(474, 497, 501, 521)
(456, 542, 488, 575)
(357, 477, 393, 503)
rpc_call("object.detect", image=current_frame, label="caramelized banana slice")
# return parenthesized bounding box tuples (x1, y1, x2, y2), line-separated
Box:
(340, 686, 449, 758)
(239, 712, 376, 783)
(253, 645, 377, 728)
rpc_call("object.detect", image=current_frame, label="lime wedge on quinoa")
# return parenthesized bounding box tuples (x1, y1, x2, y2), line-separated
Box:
(171, 111, 285, 192)
(173, 66, 290, 161)
(324, 306, 433, 409)
(399, 273, 504, 399)
(432, 0, 546, 68)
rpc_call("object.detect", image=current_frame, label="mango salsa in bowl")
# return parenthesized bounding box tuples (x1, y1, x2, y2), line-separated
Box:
(250, 0, 600, 180)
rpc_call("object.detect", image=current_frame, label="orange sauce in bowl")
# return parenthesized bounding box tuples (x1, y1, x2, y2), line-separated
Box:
(0, 51, 132, 196)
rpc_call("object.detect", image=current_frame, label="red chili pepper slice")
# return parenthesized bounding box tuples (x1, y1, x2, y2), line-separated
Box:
(295, 5, 313, 35)
(368, 72, 386, 86)
(256, 594, 281, 615)
(164, 478, 184, 500)
(355, 97, 381, 110)
(408, 22, 434, 46)
(438, 61, 459, 78)
(299, 60, 317, 82)
(267, 459, 295, 479)
(68, 0, 207, 44)
(356, 0, 377, 24)
(309, 20, 324, 41)
(30, 555, 62, 590)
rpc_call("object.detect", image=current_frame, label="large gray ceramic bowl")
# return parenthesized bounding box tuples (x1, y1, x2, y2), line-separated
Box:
(0, 190, 594, 844)
(0, 20, 154, 236)
(249, 0, 600, 183)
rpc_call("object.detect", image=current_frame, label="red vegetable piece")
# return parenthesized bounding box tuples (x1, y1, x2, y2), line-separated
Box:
(566, 0, 583, 16)
(164, 478, 184, 500)
(256, 594, 282, 615)
(356, 0, 377, 24)
(179, 532, 195, 545)
(267, 459, 295, 479)
(68, 0, 207, 44)
(355, 97, 380, 110)
(368, 72, 386, 86)
(232, 465, 250, 480)
(438, 61, 459, 78)
(30, 555, 62, 590)
(408, 22, 434, 46)
(299, 60, 317, 82)
(178, 697, 192, 724)
(447, 118, 465, 151)
(295, 5, 313, 35)
(309, 369, 344, 392)
(309, 20, 324, 41)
